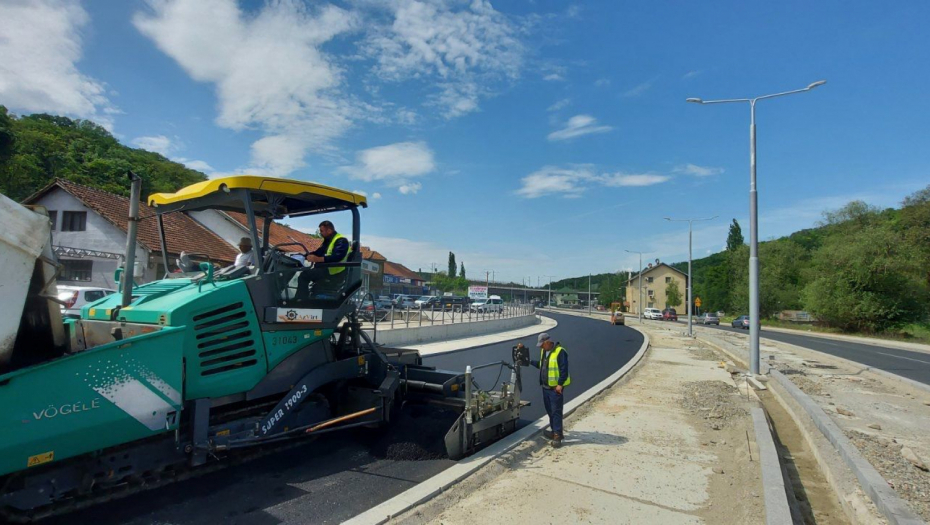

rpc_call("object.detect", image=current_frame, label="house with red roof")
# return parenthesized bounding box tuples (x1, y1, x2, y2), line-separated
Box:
(23, 179, 237, 288)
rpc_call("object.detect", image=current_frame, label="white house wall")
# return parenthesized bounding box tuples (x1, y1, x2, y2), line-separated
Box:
(188, 210, 245, 248)
(35, 189, 151, 288)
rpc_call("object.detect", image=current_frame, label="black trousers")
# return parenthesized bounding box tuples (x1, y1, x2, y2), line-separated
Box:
(542, 388, 564, 434)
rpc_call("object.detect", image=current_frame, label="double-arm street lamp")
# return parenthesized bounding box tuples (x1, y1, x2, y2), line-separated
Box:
(664, 216, 717, 336)
(687, 80, 826, 374)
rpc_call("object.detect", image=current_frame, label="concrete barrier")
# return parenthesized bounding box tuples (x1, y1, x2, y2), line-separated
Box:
(365, 314, 539, 347)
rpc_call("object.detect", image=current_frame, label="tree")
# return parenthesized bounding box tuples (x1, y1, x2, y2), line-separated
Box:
(459, 262, 466, 279)
(726, 219, 744, 251)
(666, 280, 683, 309)
(448, 252, 456, 278)
(802, 222, 928, 332)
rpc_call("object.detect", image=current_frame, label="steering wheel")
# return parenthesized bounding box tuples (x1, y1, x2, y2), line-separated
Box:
(262, 242, 311, 273)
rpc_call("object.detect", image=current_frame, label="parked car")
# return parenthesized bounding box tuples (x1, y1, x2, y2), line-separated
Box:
(358, 300, 389, 322)
(697, 313, 720, 325)
(470, 295, 503, 313)
(731, 315, 751, 329)
(392, 295, 418, 308)
(58, 285, 117, 318)
(436, 296, 470, 310)
(374, 296, 394, 309)
(662, 308, 678, 321)
(643, 308, 663, 320)
(414, 295, 434, 307)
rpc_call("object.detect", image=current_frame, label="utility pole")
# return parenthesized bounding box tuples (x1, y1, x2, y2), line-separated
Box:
(625, 250, 645, 324)
(588, 274, 592, 315)
(688, 79, 825, 374)
(545, 275, 556, 307)
(664, 216, 717, 336)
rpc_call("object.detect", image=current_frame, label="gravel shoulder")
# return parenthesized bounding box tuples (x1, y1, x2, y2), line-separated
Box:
(698, 326, 930, 522)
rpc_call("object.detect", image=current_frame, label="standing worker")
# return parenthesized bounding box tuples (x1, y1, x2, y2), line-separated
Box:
(521, 332, 570, 447)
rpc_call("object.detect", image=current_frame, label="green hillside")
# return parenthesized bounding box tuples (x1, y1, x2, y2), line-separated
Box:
(0, 106, 208, 201)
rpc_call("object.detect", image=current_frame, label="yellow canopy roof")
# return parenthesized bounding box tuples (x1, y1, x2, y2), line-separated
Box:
(148, 175, 367, 215)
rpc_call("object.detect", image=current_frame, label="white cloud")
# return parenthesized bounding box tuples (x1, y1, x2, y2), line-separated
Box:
(132, 135, 174, 156)
(515, 165, 596, 198)
(547, 98, 571, 112)
(683, 70, 701, 80)
(547, 114, 612, 141)
(363, 0, 523, 119)
(134, 0, 359, 176)
(601, 173, 671, 187)
(673, 163, 724, 177)
(398, 182, 422, 195)
(178, 159, 215, 173)
(373, 192, 383, 199)
(516, 165, 670, 198)
(621, 79, 654, 97)
(594, 78, 611, 87)
(543, 73, 564, 82)
(131, 134, 215, 174)
(0, 0, 117, 127)
(340, 142, 435, 194)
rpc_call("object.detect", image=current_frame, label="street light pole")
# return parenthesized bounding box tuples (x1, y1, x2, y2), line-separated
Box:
(664, 216, 717, 336)
(588, 274, 592, 315)
(625, 250, 645, 324)
(545, 275, 556, 307)
(687, 80, 825, 374)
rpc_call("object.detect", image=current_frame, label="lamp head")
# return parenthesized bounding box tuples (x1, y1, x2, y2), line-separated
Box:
(807, 80, 826, 89)
(685, 98, 703, 103)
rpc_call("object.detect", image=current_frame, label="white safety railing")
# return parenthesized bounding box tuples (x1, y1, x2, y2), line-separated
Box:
(359, 303, 536, 331)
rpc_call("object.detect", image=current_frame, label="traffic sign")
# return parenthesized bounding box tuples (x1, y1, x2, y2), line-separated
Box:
(694, 297, 702, 308)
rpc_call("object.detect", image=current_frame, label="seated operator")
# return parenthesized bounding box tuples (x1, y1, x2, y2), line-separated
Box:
(294, 221, 350, 301)
(234, 237, 255, 268)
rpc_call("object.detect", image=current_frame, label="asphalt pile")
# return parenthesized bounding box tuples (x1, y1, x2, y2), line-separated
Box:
(367, 404, 460, 461)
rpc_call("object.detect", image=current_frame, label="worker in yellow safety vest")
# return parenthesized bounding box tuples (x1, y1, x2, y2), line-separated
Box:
(296, 220, 351, 301)
(525, 332, 570, 447)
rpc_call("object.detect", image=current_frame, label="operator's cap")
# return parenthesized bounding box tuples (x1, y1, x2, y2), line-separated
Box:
(536, 333, 551, 347)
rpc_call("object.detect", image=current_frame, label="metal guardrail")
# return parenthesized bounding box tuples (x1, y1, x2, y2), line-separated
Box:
(359, 303, 536, 331)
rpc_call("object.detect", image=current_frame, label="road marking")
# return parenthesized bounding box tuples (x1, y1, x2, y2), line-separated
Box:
(875, 352, 930, 365)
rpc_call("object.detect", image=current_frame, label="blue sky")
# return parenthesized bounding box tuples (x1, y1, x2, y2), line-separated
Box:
(2, 1, 929, 284)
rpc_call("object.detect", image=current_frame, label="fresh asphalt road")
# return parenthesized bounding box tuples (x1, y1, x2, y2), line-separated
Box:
(661, 317, 930, 385)
(40, 312, 642, 525)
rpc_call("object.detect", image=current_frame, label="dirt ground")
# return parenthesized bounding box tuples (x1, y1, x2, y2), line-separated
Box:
(703, 327, 930, 522)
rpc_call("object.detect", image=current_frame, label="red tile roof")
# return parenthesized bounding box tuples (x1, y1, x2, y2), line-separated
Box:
(28, 179, 237, 264)
(224, 211, 323, 254)
(365, 250, 387, 262)
(383, 261, 423, 282)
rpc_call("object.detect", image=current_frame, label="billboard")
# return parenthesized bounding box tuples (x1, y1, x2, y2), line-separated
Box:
(468, 285, 488, 300)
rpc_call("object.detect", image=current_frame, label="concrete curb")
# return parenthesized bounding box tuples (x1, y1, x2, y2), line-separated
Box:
(751, 407, 793, 525)
(767, 369, 925, 525)
(693, 332, 925, 525)
(343, 326, 651, 525)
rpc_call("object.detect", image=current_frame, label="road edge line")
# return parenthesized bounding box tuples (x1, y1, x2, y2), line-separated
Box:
(342, 326, 651, 525)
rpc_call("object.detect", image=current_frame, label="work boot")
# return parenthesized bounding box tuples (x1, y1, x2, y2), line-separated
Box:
(550, 433, 563, 448)
(543, 430, 555, 440)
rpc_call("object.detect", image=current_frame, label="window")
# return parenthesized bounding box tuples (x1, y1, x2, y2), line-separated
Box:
(646, 277, 654, 283)
(665, 276, 672, 283)
(83, 290, 109, 302)
(48, 210, 57, 231)
(61, 260, 93, 281)
(61, 211, 87, 232)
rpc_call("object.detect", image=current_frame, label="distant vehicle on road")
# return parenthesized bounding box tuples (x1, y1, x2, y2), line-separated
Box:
(393, 295, 418, 308)
(662, 308, 678, 321)
(374, 296, 393, 309)
(697, 313, 720, 325)
(643, 308, 663, 320)
(437, 295, 469, 310)
(732, 315, 751, 329)
(58, 285, 116, 318)
(611, 311, 625, 325)
(414, 295, 434, 307)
